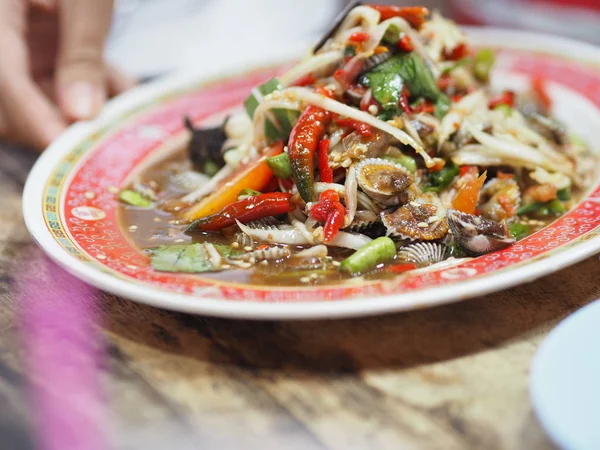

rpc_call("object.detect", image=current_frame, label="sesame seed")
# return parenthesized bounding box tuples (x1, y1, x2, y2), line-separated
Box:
(333, 153, 342, 162)
(244, 246, 253, 252)
(368, 104, 379, 115)
(341, 159, 352, 168)
(332, 261, 341, 267)
(428, 216, 440, 223)
(417, 222, 429, 228)
(231, 242, 240, 249)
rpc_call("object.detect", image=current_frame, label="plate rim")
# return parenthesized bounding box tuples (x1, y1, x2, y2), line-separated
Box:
(23, 27, 600, 319)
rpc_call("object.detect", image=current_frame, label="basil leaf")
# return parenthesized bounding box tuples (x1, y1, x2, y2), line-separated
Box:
(435, 95, 452, 119)
(148, 243, 239, 273)
(423, 163, 459, 192)
(372, 54, 441, 101)
(364, 72, 404, 111)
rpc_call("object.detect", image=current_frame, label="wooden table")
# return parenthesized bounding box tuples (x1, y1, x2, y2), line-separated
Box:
(3, 143, 597, 450)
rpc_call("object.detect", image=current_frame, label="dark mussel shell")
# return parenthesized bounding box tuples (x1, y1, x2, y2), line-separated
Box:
(313, 0, 363, 53)
(185, 116, 227, 172)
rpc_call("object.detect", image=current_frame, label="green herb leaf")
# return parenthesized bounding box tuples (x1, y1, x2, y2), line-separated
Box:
(517, 202, 545, 216)
(435, 94, 452, 119)
(344, 45, 357, 58)
(557, 188, 571, 201)
(244, 78, 282, 117)
(148, 243, 239, 273)
(119, 189, 152, 208)
(509, 222, 530, 240)
(364, 72, 404, 111)
(238, 188, 262, 199)
(423, 163, 459, 192)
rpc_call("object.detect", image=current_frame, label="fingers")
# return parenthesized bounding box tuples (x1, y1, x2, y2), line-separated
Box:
(0, 4, 65, 150)
(55, 0, 114, 121)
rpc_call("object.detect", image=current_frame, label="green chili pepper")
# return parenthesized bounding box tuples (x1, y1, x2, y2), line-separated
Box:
(557, 188, 571, 201)
(473, 49, 495, 82)
(382, 24, 401, 45)
(509, 222, 530, 240)
(340, 237, 397, 275)
(266, 153, 293, 179)
(383, 155, 417, 174)
(423, 163, 459, 192)
(119, 190, 152, 208)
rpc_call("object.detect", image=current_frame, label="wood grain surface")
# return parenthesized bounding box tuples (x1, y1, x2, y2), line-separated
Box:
(4, 138, 597, 450)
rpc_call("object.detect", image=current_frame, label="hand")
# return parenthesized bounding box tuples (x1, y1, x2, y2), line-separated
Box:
(0, 0, 135, 150)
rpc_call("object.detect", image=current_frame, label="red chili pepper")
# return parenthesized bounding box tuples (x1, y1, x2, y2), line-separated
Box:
(333, 57, 365, 90)
(532, 76, 552, 111)
(189, 193, 294, 232)
(293, 73, 317, 87)
(437, 74, 452, 92)
(488, 91, 516, 109)
(349, 32, 370, 43)
(318, 139, 333, 183)
(387, 263, 417, 273)
(412, 100, 436, 114)
(444, 43, 470, 61)
(399, 87, 412, 115)
(314, 85, 334, 98)
(397, 34, 414, 52)
(335, 118, 374, 138)
(311, 190, 346, 242)
(370, 5, 430, 28)
(288, 106, 331, 202)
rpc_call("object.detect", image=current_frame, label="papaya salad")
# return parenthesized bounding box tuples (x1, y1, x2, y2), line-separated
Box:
(119, 3, 595, 286)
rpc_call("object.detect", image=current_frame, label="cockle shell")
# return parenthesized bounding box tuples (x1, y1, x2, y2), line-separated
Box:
(347, 210, 380, 231)
(397, 242, 449, 267)
(447, 209, 515, 255)
(356, 158, 414, 205)
(232, 246, 291, 263)
(382, 192, 449, 241)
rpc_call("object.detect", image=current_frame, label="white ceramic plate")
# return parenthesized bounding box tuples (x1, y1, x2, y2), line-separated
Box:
(23, 29, 600, 319)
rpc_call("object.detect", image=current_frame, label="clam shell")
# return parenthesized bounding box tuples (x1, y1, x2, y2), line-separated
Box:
(447, 209, 515, 255)
(397, 242, 449, 267)
(232, 246, 291, 263)
(382, 192, 449, 241)
(347, 210, 380, 231)
(356, 158, 414, 205)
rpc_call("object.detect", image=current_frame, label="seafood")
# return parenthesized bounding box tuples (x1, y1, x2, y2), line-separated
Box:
(397, 242, 449, 266)
(382, 192, 448, 241)
(447, 209, 515, 255)
(356, 158, 414, 205)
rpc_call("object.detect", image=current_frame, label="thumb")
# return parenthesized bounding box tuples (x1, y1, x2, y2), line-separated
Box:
(56, 0, 114, 121)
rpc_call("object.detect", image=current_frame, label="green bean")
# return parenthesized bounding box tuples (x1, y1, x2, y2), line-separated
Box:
(119, 190, 152, 208)
(383, 155, 417, 174)
(340, 237, 397, 275)
(509, 222, 530, 240)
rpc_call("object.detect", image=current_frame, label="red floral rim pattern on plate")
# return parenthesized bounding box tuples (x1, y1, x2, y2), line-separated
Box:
(43, 48, 600, 302)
